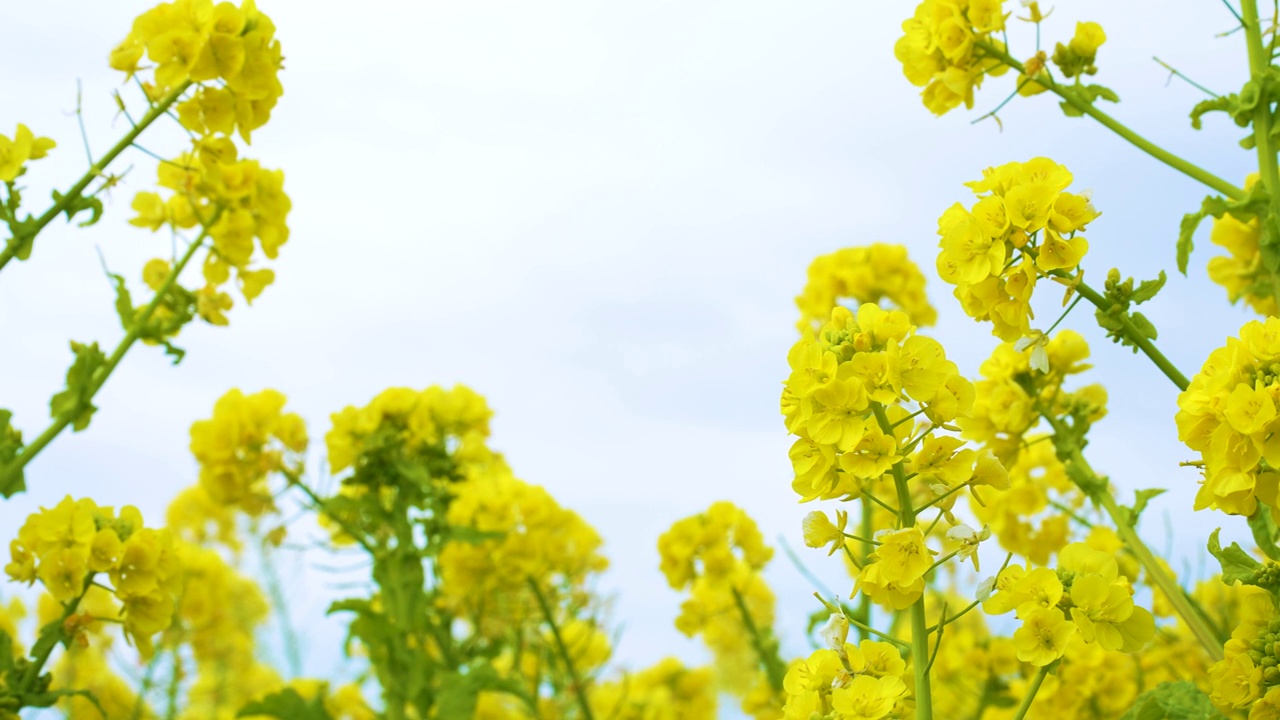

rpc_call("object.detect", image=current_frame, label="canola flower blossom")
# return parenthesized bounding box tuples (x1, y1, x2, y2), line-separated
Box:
(6, 0, 1280, 718)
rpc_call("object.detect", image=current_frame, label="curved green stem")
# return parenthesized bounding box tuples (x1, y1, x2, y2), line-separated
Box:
(0, 82, 192, 274)
(0, 215, 214, 489)
(872, 404, 933, 720)
(1010, 665, 1050, 720)
(976, 40, 1244, 200)
(529, 578, 596, 720)
(1070, 279, 1190, 391)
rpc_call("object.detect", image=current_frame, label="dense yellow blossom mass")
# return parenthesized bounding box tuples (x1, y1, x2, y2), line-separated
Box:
(6, 0, 1280, 718)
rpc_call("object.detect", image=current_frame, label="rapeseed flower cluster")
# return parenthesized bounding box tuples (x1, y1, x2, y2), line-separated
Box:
(439, 470, 609, 638)
(937, 158, 1098, 343)
(783, 303, 977, 502)
(110, 0, 284, 143)
(796, 244, 937, 333)
(1177, 316, 1280, 516)
(4, 497, 180, 658)
(113, 0, 290, 330)
(1205, 585, 1280, 714)
(982, 542, 1155, 667)
(781, 641, 911, 720)
(658, 502, 782, 715)
(188, 388, 307, 513)
(325, 384, 494, 477)
(960, 330, 1104, 462)
(895, 0, 1010, 115)
(130, 137, 292, 327)
(587, 658, 717, 720)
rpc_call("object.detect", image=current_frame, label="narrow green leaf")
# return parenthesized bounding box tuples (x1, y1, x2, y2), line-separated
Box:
(1177, 210, 1206, 275)
(1131, 271, 1167, 304)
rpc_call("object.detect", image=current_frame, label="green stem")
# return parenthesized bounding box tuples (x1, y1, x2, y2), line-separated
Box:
(856, 498, 874, 641)
(1011, 665, 1050, 720)
(872, 404, 932, 720)
(18, 575, 93, 697)
(0, 218, 214, 489)
(0, 82, 192, 274)
(1240, 0, 1280, 310)
(529, 578, 596, 720)
(1070, 279, 1190, 391)
(164, 645, 181, 720)
(976, 40, 1244, 200)
(729, 585, 787, 692)
(260, 542, 304, 677)
(287, 474, 379, 556)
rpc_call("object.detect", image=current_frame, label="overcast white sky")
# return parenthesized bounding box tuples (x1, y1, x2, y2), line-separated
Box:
(0, 0, 1265, 696)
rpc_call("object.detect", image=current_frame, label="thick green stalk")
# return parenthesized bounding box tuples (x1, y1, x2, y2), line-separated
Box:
(872, 404, 933, 720)
(1239, 0, 1280, 310)
(1010, 665, 1050, 720)
(0, 82, 192, 274)
(856, 497, 874, 641)
(976, 40, 1244, 200)
(0, 218, 212, 489)
(1070, 279, 1190, 391)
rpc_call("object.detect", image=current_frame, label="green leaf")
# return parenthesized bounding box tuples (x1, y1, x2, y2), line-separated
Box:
(1131, 271, 1167, 304)
(0, 410, 24, 498)
(51, 190, 104, 229)
(1177, 210, 1206, 275)
(49, 341, 106, 432)
(1130, 312, 1158, 341)
(437, 665, 505, 720)
(1062, 84, 1120, 119)
(237, 688, 333, 720)
(1249, 509, 1280, 562)
(1131, 488, 1166, 522)
(107, 272, 134, 331)
(8, 216, 36, 261)
(24, 688, 105, 714)
(1119, 681, 1226, 719)
(1208, 528, 1261, 585)
(1190, 95, 1241, 130)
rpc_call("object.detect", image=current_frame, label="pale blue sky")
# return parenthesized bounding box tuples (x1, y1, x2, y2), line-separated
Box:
(0, 0, 1264, 703)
